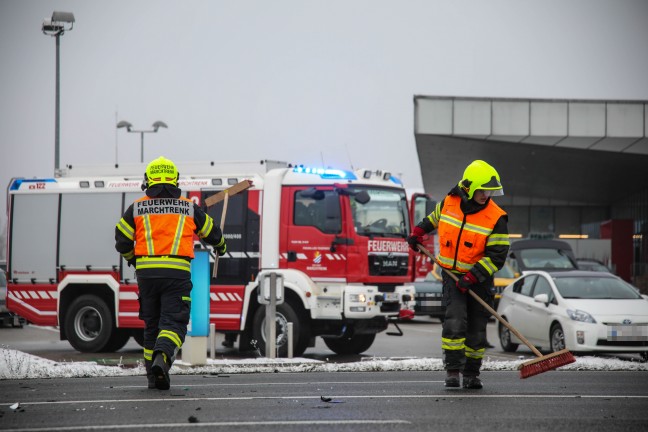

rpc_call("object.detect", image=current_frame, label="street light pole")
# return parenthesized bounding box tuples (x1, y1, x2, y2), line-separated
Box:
(43, 11, 75, 177)
(117, 121, 168, 163)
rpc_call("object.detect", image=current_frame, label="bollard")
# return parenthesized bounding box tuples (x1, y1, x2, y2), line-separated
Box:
(209, 323, 216, 360)
(287, 322, 293, 359)
(266, 273, 277, 359)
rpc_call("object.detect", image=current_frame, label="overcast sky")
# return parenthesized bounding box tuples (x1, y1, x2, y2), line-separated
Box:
(1, 0, 648, 251)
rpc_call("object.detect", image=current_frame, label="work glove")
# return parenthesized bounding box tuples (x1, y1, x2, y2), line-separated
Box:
(406, 226, 426, 252)
(456, 271, 478, 294)
(216, 243, 227, 257)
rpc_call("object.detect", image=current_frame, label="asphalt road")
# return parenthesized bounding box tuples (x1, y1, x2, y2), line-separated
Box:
(1, 370, 647, 432)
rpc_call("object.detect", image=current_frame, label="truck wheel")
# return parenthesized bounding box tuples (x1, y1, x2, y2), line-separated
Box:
(323, 333, 376, 355)
(132, 329, 145, 347)
(64, 295, 114, 353)
(103, 329, 132, 352)
(252, 302, 308, 357)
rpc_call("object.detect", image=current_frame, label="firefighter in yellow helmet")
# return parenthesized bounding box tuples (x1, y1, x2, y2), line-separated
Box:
(115, 156, 226, 390)
(407, 160, 510, 389)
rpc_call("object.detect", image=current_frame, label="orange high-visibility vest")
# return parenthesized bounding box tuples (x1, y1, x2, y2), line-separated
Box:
(133, 196, 197, 260)
(437, 195, 506, 273)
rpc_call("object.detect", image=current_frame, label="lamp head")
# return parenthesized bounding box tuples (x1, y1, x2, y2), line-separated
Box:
(42, 11, 75, 36)
(152, 121, 168, 132)
(116, 120, 133, 132)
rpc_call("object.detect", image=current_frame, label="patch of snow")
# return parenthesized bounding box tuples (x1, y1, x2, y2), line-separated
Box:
(1, 347, 646, 380)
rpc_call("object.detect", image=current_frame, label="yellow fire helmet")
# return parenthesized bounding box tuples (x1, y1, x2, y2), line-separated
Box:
(145, 156, 179, 187)
(459, 160, 504, 200)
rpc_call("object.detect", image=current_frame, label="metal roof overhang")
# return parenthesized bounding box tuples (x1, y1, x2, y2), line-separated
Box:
(414, 96, 648, 207)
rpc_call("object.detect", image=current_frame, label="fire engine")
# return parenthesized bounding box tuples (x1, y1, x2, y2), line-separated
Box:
(5, 160, 434, 356)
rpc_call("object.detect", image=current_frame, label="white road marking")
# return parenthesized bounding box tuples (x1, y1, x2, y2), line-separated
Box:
(10, 393, 648, 407)
(0, 420, 411, 432)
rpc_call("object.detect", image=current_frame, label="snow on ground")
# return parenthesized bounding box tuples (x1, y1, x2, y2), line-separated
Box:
(1, 347, 647, 380)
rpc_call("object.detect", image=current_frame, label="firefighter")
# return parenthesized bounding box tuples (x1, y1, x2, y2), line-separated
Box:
(115, 156, 226, 390)
(407, 160, 510, 389)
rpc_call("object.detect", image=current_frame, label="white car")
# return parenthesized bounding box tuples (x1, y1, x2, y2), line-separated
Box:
(497, 270, 648, 361)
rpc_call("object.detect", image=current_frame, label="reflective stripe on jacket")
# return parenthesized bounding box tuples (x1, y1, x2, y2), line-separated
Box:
(437, 195, 506, 273)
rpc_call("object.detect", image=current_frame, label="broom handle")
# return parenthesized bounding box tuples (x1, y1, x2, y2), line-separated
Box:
(417, 245, 543, 357)
(212, 192, 229, 278)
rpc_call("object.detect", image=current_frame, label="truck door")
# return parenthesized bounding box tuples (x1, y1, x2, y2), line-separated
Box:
(410, 193, 437, 281)
(282, 187, 347, 280)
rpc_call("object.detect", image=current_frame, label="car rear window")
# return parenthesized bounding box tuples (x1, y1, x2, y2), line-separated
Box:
(519, 248, 577, 270)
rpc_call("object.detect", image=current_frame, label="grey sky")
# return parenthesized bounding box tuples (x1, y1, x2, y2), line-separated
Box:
(1, 0, 648, 252)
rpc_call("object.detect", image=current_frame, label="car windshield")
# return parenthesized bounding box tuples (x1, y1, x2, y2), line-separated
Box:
(351, 188, 409, 238)
(518, 248, 577, 270)
(554, 276, 642, 299)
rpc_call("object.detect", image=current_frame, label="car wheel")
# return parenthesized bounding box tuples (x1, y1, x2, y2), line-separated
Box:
(498, 320, 519, 352)
(550, 323, 567, 352)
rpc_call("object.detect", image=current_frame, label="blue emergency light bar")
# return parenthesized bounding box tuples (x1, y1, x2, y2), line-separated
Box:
(292, 166, 357, 180)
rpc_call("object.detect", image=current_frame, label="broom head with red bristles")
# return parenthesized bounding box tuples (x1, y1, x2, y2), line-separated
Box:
(518, 348, 576, 379)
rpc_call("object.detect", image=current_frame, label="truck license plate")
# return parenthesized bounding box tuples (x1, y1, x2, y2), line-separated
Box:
(382, 292, 399, 302)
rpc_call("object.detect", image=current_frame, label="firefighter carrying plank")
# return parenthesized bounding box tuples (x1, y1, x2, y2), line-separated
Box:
(115, 156, 226, 390)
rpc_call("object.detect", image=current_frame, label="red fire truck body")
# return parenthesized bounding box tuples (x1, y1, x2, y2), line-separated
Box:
(5, 160, 434, 356)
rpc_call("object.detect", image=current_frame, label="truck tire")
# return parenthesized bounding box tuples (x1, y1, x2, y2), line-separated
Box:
(103, 329, 132, 352)
(323, 333, 376, 355)
(132, 329, 145, 347)
(252, 301, 308, 357)
(64, 295, 114, 353)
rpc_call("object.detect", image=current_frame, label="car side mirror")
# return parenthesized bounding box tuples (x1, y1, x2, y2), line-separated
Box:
(534, 293, 549, 305)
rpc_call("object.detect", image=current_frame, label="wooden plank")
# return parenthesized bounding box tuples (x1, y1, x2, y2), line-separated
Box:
(204, 180, 253, 208)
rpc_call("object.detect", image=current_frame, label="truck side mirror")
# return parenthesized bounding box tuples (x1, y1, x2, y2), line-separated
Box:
(354, 190, 370, 205)
(299, 187, 325, 200)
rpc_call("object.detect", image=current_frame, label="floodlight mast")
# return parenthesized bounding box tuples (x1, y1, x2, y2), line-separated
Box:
(42, 11, 75, 177)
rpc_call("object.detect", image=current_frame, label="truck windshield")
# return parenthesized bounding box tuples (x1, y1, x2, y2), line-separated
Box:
(351, 188, 409, 238)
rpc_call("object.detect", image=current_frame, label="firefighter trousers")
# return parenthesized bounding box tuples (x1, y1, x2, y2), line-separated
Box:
(440, 273, 493, 376)
(138, 277, 192, 366)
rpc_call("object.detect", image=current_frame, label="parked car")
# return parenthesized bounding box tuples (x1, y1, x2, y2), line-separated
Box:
(577, 258, 612, 273)
(507, 239, 578, 273)
(497, 269, 648, 361)
(412, 270, 445, 322)
(0, 270, 23, 327)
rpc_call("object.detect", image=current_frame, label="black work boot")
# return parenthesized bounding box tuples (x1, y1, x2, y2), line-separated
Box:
(444, 370, 461, 388)
(463, 375, 483, 389)
(151, 352, 170, 390)
(144, 359, 155, 389)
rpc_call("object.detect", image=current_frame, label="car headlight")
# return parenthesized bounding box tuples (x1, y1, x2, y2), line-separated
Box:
(349, 293, 367, 303)
(566, 309, 596, 323)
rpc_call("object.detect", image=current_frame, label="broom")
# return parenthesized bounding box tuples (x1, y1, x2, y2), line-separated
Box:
(416, 245, 576, 379)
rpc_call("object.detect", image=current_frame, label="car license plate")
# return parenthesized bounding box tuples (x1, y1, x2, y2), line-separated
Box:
(607, 324, 648, 341)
